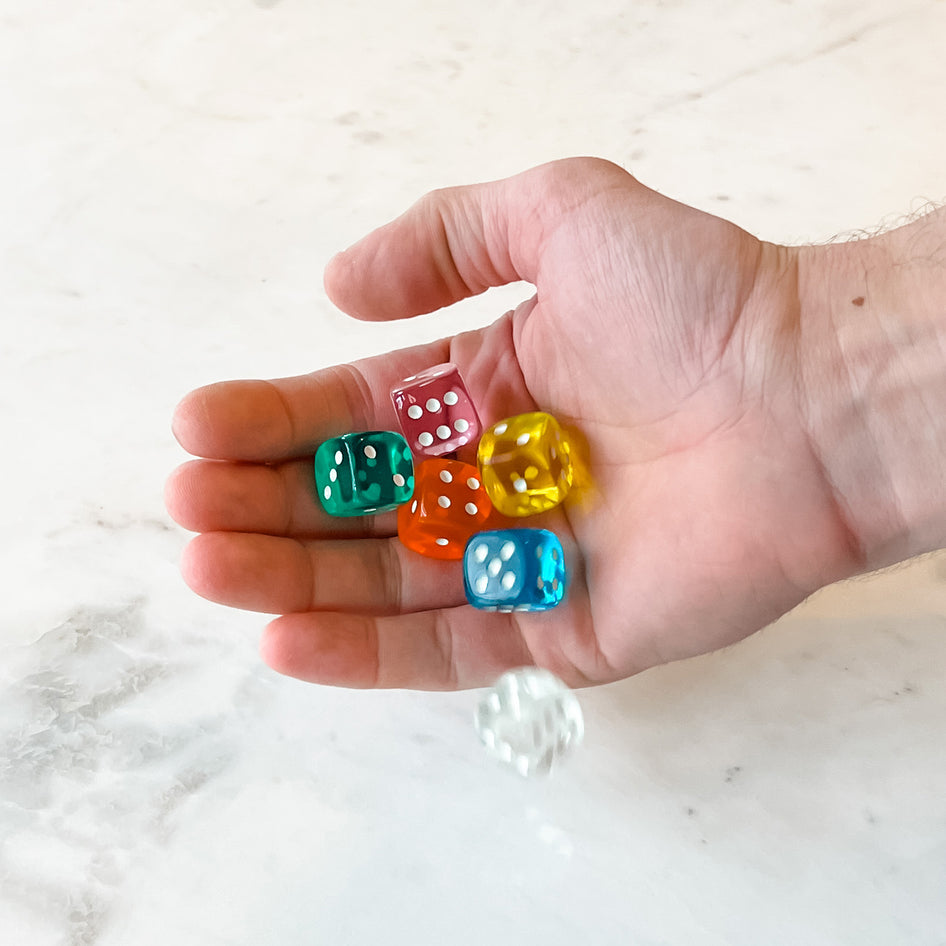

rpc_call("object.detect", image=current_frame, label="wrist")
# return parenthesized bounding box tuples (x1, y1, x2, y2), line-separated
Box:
(796, 207, 946, 572)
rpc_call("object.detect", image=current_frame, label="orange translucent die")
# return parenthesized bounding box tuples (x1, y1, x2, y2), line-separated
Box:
(477, 412, 573, 516)
(397, 459, 492, 560)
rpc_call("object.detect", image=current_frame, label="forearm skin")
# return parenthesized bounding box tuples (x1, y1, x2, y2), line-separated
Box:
(798, 207, 946, 573)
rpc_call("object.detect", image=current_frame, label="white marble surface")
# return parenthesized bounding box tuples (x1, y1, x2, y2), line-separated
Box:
(2, 1, 945, 943)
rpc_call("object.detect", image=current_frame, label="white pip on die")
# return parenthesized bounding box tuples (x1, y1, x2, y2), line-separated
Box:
(390, 363, 482, 458)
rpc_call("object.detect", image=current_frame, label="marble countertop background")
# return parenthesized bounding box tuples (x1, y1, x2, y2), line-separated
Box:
(2, 1, 945, 943)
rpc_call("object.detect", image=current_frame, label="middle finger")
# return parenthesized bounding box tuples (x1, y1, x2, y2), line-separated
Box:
(166, 457, 399, 539)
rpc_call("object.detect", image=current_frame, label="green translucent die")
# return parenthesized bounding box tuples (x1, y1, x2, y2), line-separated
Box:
(314, 431, 414, 517)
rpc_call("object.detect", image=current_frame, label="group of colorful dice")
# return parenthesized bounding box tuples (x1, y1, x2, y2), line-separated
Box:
(313, 363, 573, 612)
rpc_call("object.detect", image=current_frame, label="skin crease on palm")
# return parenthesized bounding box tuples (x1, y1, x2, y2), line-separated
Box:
(164, 156, 915, 691)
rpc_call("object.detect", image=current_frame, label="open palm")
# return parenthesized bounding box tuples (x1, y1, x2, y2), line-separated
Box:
(167, 158, 855, 689)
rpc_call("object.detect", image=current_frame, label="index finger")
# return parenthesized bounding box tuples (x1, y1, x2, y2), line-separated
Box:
(171, 338, 453, 462)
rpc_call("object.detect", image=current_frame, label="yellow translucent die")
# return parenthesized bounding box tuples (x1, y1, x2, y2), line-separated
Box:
(477, 411, 573, 516)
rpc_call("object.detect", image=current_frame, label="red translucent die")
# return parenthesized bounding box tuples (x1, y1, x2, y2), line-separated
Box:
(397, 459, 491, 559)
(390, 363, 481, 458)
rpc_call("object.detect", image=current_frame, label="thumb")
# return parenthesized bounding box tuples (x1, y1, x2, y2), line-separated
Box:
(323, 171, 540, 322)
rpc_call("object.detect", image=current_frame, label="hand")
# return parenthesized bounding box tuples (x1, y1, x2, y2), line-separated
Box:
(165, 157, 865, 690)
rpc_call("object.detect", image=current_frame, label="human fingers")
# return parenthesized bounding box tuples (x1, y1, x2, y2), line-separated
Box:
(260, 608, 543, 691)
(165, 458, 399, 539)
(180, 531, 469, 615)
(166, 444, 517, 539)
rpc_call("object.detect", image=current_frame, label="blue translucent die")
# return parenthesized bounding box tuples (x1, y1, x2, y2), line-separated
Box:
(463, 529, 566, 612)
(314, 431, 414, 517)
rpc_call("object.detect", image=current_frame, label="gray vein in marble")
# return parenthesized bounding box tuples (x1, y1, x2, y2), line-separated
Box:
(639, 4, 930, 121)
(0, 601, 251, 945)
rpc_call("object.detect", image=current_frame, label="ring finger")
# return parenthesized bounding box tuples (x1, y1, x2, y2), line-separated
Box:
(181, 531, 469, 615)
